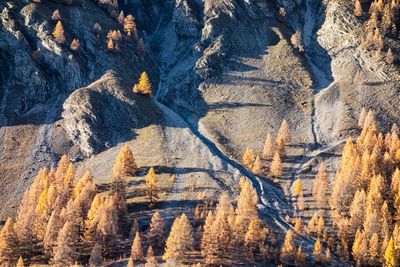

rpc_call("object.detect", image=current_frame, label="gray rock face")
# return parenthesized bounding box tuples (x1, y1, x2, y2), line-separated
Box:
(142, 0, 400, 153)
(0, 0, 148, 218)
(0, 0, 147, 125)
(62, 71, 164, 159)
(62, 72, 129, 158)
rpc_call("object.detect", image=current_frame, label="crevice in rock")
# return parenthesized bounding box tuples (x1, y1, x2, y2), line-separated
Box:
(293, 0, 335, 146)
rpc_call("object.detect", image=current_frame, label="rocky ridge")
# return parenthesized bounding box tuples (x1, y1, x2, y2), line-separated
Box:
(0, 0, 400, 264)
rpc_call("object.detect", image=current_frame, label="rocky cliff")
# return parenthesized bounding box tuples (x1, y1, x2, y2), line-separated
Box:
(1, 0, 400, 263)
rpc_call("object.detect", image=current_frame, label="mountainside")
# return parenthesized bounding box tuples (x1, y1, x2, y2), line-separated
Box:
(1, 0, 400, 266)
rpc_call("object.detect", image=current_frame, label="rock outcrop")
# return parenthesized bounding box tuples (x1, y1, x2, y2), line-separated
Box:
(62, 71, 164, 158)
(0, 0, 149, 218)
(0, 2, 400, 256)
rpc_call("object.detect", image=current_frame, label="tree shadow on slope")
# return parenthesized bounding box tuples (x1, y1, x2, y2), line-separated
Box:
(127, 200, 201, 213)
(139, 165, 234, 194)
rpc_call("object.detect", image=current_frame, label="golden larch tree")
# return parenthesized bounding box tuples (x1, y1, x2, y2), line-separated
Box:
(204, 209, 232, 265)
(70, 39, 80, 51)
(366, 174, 384, 215)
(44, 205, 62, 254)
(96, 195, 127, 257)
(252, 155, 263, 175)
(244, 218, 267, 261)
(72, 176, 96, 226)
(308, 212, 318, 235)
(354, 0, 362, 17)
(381, 201, 392, 238)
(365, 109, 378, 131)
(390, 132, 399, 157)
(52, 221, 78, 266)
(108, 30, 122, 45)
(349, 189, 366, 232)
(363, 209, 380, 242)
(292, 178, 302, 197)
(366, 10, 378, 30)
(145, 246, 158, 267)
(317, 216, 325, 237)
(297, 191, 305, 211)
(294, 217, 303, 234)
(391, 168, 400, 195)
(280, 230, 295, 264)
(242, 148, 256, 169)
(291, 31, 304, 52)
(107, 38, 114, 51)
(124, 15, 137, 37)
(386, 48, 394, 65)
(64, 163, 75, 189)
(52, 21, 66, 44)
(275, 135, 286, 157)
(201, 211, 214, 263)
(148, 211, 165, 253)
(325, 248, 332, 264)
(15, 175, 43, 249)
(111, 144, 137, 197)
(382, 4, 394, 31)
(55, 155, 69, 190)
(0, 218, 17, 265)
(358, 108, 367, 128)
(35, 187, 50, 240)
(262, 133, 274, 160)
(352, 229, 367, 264)
(277, 119, 292, 144)
(16, 256, 25, 267)
(73, 170, 94, 199)
(163, 213, 193, 263)
(236, 179, 258, 223)
(131, 231, 144, 261)
(312, 162, 329, 208)
(113, 144, 137, 177)
(145, 167, 159, 207)
(84, 194, 104, 241)
(295, 246, 306, 266)
(270, 151, 282, 177)
(133, 72, 152, 95)
(368, 233, 379, 265)
(384, 237, 398, 267)
(313, 238, 323, 264)
(127, 257, 135, 267)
